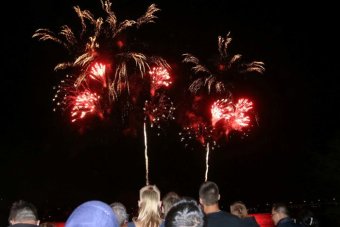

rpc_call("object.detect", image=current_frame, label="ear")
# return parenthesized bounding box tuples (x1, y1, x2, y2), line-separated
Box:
(218, 194, 221, 200)
(37, 220, 40, 226)
(199, 198, 203, 205)
(138, 200, 141, 207)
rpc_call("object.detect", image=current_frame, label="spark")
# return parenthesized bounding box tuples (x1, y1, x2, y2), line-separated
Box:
(211, 97, 253, 135)
(149, 66, 172, 96)
(89, 62, 107, 87)
(70, 91, 100, 122)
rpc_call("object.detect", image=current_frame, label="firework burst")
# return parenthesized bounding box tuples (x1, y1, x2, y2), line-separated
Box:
(183, 32, 265, 95)
(149, 66, 172, 96)
(144, 94, 175, 129)
(142, 65, 175, 185)
(33, 0, 166, 120)
(211, 98, 253, 136)
(70, 91, 101, 123)
(181, 32, 264, 181)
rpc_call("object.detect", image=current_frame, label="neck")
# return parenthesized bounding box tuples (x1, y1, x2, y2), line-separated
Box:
(203, 204, 220, 214)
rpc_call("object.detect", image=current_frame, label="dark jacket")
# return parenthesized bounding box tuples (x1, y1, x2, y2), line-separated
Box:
(9, 224, 39, 227)
(277, 217, 302, 227)
(205, 211, 243, 227)
(241, 216, 260, 227)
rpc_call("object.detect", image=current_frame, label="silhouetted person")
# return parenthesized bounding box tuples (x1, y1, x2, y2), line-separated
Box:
(8, 200, 40, 227)
(230, 201, 259, 227)
(199, 181, 242, 227)
(128, 185, 163, 227)
(272, 203, 301, 227)
(110, 202, 128, 227)
(161, 192, 180, 219)
(164, 198, 204, 227)
(297, 209, 319, 227)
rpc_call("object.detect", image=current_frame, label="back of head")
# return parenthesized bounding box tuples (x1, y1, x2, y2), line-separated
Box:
(162, 192, 180, 217)
(136, 185, 162, 227)
(272, 203, 290, 226)
(110, 202, 128, 226)
(298, 209, 319, 227)
(165, 198, 204, 227)
(230, 201, 248, 218)
(66, 200, 119, 227)
(199, 181, 219, 206)
(139, 185, 161, 201)
(272, 203, 289, 216)
(9, 200, 39, 225)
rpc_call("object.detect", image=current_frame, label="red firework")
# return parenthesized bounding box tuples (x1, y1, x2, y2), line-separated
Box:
(143, 94, 175, 128)
(89, 62, 107, 87)
(211, 99, 234, 125)
(211, 98, 253, 135)
(70, 91, 100, 123)
(149, 66, 172, 96)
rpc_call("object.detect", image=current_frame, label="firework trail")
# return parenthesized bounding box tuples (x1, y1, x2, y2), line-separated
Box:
(33, 0, 173, 186)
(142, 65, 174, 185)
(182, 32, 264, 181)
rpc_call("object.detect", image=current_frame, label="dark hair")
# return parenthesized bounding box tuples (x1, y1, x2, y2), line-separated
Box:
(165, 198, 204, 227)
(8, 200, 38, 222)
(199, 181, 219, 205)
(162, 192, 180, 217)
(272, 203, 289, 216)
(298, 209, 319, 227)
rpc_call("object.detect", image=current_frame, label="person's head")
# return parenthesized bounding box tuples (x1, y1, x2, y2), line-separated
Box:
(162, 191, 180, 217)
(138, 185, 161, 208)
(298, 209, 319, 227)
(110, 202, 128, 226)
(230, 201, 248, 218)
(165, 198, 204, 227)
(65, 200, 119, 227)
(271, 203, 289, 226)
(198, 181, 220, 206)
(136, 185, 162, 227)
(8, 200, 40, 226)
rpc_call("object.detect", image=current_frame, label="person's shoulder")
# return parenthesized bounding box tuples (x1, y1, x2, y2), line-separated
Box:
(241, 216, 260, 227)
(206, 211, 243, 227)
(277, 217, 302, 227)
(208, 210, 240, 220)
(127, 221, 136, 227)
(160, 220, 165, 227)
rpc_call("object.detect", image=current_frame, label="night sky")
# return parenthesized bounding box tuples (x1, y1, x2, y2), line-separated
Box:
(1, 0, 339, 224)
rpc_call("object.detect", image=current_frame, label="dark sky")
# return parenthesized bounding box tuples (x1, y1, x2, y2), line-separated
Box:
(1, 0, 339, 223)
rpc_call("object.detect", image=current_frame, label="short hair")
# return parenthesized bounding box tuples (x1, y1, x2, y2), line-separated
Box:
(199, 181, 219, 205)
(110, 202, 128, 225)
(272, 203, 289, 216)
(8, 200, 38, 223)
(165, 198, 204, 227)
(230, 201, 248, 218)
(162, 192, 180, 216)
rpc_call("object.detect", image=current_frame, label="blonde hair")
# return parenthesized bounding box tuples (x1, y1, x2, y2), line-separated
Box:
(134, 185, 162, 227)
